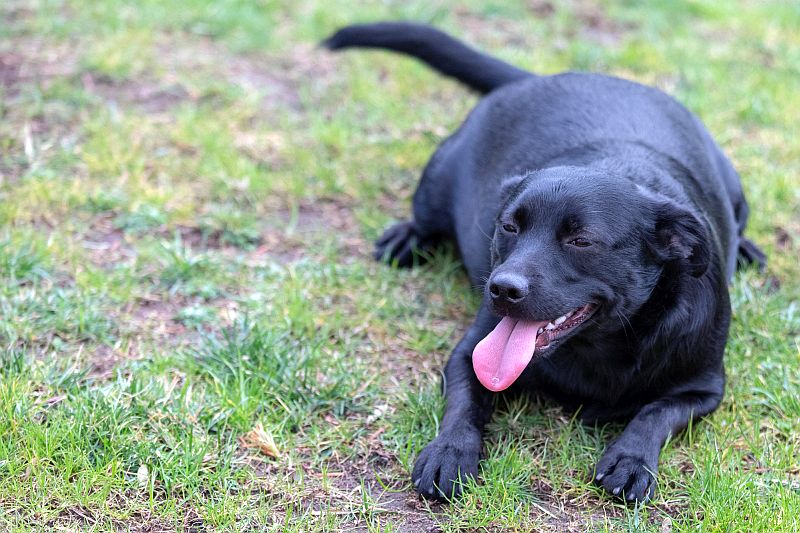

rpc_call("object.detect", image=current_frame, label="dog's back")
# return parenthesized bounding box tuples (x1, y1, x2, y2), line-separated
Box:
(325, 21, 764, 276)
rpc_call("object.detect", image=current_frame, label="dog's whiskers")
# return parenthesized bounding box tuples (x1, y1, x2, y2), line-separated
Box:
(615, 308, 637, 343)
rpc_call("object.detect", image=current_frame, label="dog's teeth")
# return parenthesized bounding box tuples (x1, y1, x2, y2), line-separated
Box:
(554, 315, 567, 325)
(545, 322, 556, 330)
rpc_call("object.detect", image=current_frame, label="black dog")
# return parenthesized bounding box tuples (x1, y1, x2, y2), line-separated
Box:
(323, 22, 765, 502)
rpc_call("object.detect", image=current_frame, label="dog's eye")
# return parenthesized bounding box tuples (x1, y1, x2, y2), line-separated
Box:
(568, 237, 593, 248)
(502, 223, 518, 234)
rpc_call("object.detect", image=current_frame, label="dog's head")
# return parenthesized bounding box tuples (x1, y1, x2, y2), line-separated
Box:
(473, 166, 710, 391)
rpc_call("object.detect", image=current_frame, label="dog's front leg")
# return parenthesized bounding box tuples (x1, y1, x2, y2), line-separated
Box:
(594, 372, 724, 502)
(412, 303, 499, 501)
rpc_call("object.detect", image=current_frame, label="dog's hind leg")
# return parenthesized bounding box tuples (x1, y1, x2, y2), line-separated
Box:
(709, 144, 766, 273)
(731, 194, 766, 271)
(374, 147, 456, 268)
(373, 220, 442, 267)
(737, 237, 766, 271)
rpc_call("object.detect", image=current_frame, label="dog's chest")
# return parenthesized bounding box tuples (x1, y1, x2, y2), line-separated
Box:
(519, 337, 648, 414)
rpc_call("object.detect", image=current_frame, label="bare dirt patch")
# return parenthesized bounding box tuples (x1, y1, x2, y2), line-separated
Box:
(0, 32, 87, 182)
(156, 36, 339, 113)
(81, 73, 190, 114)
(143, 198, 367, 263)
(85, 343, 124, 379)
(528, 0, 557, 18)
(83, 215, 136, 268)
(259, 448, 445, 533)
(451, 1, 634, 50)
(0, 52, 23, 94)
(452, 7, 535, 49)
(226, 42, 340, 111)
(171, 224, 244, 250)
(84, 294, 215, 377)
(571, 1, 635, 47)
(1, 12, 337, 118)
(0, 34, 81, 95)
(775, 225, 795, 251)
(332, 473, 444, 533)
(78, 196, 368, 379)
(128, 297, 190, 338)
(2, 19, 190, 115)
(4, 10, 185, 116)
(248, 198, 367, 264)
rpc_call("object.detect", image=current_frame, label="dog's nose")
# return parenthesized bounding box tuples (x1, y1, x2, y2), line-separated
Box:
(488, 272, 529, 303)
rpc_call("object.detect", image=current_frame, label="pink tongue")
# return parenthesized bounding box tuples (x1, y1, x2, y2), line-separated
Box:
(472, 317, 546, 392)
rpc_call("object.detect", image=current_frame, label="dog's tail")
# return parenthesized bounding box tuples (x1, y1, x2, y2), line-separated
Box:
(321, 22, 533, 94)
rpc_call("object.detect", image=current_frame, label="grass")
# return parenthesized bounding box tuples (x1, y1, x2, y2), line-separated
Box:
(1, 0, 798, 530)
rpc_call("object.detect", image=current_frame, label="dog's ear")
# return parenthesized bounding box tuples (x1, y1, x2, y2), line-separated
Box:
(499, 174, 526, 204)
(647, 200, 711, 277)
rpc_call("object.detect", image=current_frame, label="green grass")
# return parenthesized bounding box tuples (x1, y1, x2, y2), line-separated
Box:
(1, 0, 799, 530)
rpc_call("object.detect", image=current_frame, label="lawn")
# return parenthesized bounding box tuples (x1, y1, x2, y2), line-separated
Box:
(0, 0, 798, 531)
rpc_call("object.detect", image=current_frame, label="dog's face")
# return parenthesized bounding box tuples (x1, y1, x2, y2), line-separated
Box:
(472, 166, 710, 391)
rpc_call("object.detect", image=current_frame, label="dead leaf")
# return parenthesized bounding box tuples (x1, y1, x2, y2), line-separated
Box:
(241, 422, 280, 458)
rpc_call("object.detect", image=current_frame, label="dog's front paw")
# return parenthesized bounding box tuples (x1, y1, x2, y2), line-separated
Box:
(412, 431, 481, 501)
(594, 445, 657, 502)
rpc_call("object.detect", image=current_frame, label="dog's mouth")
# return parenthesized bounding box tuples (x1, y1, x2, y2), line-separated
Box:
(472, 303, 597, 392)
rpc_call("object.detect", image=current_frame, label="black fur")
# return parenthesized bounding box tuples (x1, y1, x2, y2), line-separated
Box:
(323, 22, 765, 503)
(322, 22, 531, 94)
